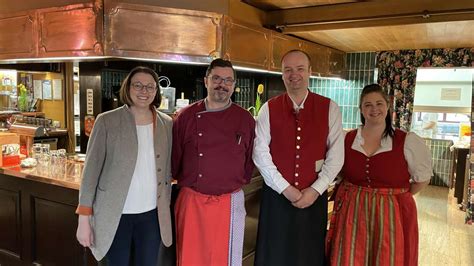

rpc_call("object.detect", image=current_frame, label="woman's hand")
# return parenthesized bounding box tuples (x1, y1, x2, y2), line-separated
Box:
(76, 215, 94, 247)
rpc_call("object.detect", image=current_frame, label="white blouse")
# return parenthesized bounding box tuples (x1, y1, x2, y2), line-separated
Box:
(350, 127, 433, 183)
(122, 123, 158, 214)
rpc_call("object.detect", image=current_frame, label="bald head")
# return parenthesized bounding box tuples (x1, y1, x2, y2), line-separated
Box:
(281, 49, 311, 66)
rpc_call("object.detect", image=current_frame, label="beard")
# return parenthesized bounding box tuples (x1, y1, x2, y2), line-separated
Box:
(210, 86, 230, 103)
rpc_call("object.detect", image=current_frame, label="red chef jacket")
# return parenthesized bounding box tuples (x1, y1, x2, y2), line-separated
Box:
(172, 100, 256, 195)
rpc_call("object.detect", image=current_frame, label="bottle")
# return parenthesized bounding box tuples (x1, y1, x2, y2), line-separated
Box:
(159, 92, 169, 110)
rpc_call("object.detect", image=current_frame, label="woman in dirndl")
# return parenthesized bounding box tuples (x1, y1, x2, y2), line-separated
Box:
(326, 84, 432, 266)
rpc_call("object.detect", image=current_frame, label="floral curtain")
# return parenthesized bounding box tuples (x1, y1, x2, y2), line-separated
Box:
(376, 48, 474, 130)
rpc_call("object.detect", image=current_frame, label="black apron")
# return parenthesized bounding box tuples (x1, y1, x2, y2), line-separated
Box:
(254, 183, 328, 266)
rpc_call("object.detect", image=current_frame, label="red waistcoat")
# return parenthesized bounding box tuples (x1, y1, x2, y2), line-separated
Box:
(269, 92, 330, 189)
(342, 129, 411, 189)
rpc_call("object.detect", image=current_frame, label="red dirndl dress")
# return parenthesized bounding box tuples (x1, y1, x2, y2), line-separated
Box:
(326, 129, 419, 266)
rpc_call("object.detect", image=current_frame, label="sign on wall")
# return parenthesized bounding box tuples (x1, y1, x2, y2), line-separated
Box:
(86, 88, 93, 115)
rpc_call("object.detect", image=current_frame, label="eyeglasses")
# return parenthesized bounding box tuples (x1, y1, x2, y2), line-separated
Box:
(209, 75, 235, 86)
(131, 82, 157, 93)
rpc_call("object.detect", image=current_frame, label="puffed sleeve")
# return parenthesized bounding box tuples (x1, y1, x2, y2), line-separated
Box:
(404, 132, 433, 183)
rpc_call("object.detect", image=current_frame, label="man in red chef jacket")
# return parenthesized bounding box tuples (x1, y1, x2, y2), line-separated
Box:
(172, 58, 255, 266)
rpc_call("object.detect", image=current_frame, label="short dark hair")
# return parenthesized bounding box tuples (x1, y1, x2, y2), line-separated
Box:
(359, 84, 394, 138)
(205, 58, 236, 79)
(119, 66, 162, 108)
(281, 49, 312, 65)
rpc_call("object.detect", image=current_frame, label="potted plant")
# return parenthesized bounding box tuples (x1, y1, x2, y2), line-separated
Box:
(17, 84, 29, 112)
(247, 84, 264, 117)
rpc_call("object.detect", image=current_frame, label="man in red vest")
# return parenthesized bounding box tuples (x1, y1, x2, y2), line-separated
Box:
(253, 49, 344, 266)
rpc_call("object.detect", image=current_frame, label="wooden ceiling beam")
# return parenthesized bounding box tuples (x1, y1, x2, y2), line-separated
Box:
(266, 0, 474, 32)
(242, 0, 358, 11)
(282, 11, 474, 33)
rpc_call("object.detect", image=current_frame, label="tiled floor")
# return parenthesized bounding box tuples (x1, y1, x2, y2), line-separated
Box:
(416, 185, 474, 266)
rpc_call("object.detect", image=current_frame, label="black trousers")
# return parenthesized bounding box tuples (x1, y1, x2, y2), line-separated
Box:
(254, 184, 328, 266)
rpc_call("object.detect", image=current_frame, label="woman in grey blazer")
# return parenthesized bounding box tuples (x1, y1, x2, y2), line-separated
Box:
(76, 66, 173, 265)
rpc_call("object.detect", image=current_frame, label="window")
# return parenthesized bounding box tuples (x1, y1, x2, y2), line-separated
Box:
(415, 112, 469, 123)
(445, 113, 470, 122)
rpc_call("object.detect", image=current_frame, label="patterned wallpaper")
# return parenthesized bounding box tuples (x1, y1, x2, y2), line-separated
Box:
(467, 74, 474, 224)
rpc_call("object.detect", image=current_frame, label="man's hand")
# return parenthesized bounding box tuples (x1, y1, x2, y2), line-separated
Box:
(282, 185, 303, 203)
(76, 215, 94, 247)
(292, 187, 320, 209)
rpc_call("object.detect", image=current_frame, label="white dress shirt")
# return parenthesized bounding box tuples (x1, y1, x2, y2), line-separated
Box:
(350, 127, 432, 182)
(253, 91, 345, 195)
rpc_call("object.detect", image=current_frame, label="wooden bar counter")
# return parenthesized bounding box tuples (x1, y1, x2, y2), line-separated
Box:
(0, 161, 264, 266)
(0, 161, 97, 266)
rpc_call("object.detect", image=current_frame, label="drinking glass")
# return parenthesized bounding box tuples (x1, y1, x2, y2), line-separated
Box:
(50, 150, 59, 165)
(32, 143, 42, 160)
(39, 144, 50, 165)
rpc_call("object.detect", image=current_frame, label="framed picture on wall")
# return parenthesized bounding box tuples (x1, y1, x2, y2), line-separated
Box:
(42, 80, 52, 100)
(33, 80, 42, 99)
(52, 79, 62, 100)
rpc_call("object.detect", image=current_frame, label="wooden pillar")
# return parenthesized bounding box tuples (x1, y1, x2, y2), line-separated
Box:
(63, 62, 75, 153)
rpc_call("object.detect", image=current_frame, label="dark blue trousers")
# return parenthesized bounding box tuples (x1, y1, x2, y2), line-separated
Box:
(106, 208, 161, 266)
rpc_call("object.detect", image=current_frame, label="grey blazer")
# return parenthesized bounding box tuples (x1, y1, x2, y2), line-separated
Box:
(78, 105, 173, 261)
